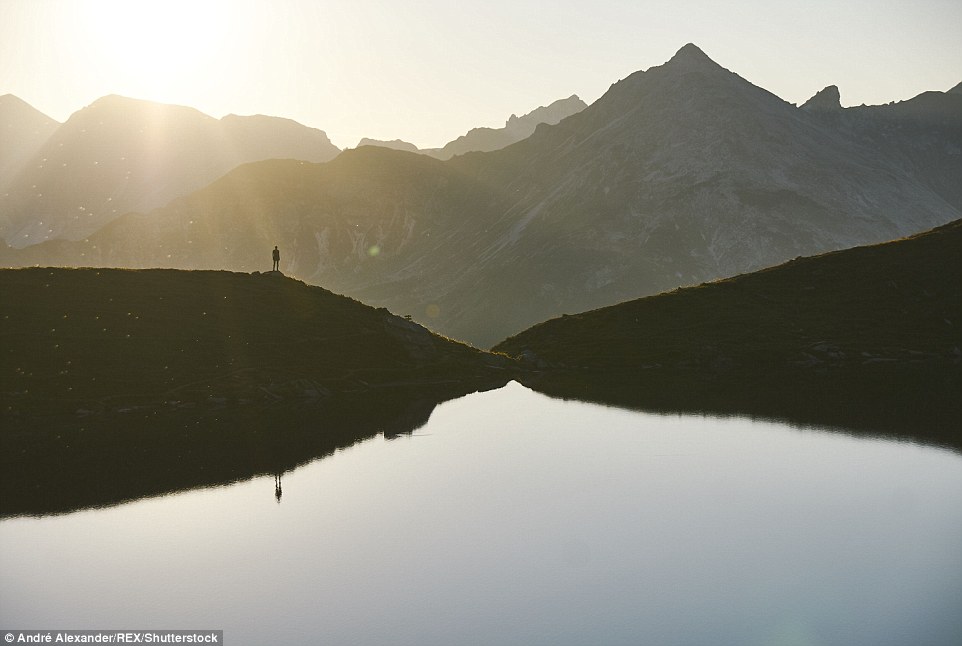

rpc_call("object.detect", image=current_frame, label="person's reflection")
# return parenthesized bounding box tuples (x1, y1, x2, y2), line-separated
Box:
(274, 473, 283, 503)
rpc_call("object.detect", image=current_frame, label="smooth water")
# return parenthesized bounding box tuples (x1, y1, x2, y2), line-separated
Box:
(2, 382, 961, 645)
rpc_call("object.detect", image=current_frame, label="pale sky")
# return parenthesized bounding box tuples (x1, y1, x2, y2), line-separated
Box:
(1, 0, 960, 149)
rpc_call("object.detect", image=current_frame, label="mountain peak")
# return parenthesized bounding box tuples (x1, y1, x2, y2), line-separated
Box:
(1, 94, 33, 111)
(0, 94, 58, 125)
(801, 85, 842, 112)
(667, 43, 717, 68)
(85, 94, 215, 116)
(948, 81, 962, 95)
(88, 93, 142, 108)
(357, 137, 419, 153)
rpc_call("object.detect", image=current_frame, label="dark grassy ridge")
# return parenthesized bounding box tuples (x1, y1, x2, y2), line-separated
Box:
(494, 220, 962, 449)
(1, 268, 516, 516)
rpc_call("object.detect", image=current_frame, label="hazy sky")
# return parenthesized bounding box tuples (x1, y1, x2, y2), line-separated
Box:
(2, 0, 960, 149)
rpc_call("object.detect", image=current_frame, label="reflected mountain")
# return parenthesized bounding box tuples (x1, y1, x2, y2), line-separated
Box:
(520, 368, 962, 454)
(1, 386, 488, 518)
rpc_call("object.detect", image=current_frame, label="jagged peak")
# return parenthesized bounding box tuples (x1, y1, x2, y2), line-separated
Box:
(801, 85, 842, 112)
(947, 81, 962, 95)
(666, 43, 719, 68)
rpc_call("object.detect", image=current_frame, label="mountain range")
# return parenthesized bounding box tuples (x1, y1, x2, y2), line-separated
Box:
(3, 44, 959, 348)
(0, 95, 341, 247)
(0, 93, 587, 251)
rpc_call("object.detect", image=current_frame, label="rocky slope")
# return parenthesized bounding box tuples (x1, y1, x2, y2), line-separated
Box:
(0, 95, 340, 246)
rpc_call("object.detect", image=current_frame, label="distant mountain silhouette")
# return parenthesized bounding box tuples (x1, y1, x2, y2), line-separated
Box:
(0, 95, 340, 247)
(354, 95, 587, 159)
(0, 95, 59, 192)
(357, 138, 420, 152)
(800, 85, 842, 112)
(3, 45, 959, 347)
(422, 95, 587, 160)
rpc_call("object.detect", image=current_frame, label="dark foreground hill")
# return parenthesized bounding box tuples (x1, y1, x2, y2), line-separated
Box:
(494, 221, 962, 449)
(0, 268, 515, 516)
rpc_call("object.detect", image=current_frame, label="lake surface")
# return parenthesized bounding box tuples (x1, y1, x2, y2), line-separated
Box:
(2, 381, 961, 645)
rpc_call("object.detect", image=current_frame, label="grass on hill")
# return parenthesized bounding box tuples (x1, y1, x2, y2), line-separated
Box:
(1, 267, 509, 418)
(494, 220, 962, 373)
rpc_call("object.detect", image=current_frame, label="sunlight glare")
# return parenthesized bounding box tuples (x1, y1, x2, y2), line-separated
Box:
(79, 0, 233, 101)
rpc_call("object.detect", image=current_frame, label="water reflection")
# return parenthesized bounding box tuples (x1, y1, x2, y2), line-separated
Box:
(2, 382, 960, 646)
(5, 361, 959, 520)
(1, 382, 509, 518)
(520, 366, 962, 453)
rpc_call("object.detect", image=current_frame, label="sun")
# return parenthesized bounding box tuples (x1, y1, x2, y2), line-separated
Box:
(79, 0, 232, 102)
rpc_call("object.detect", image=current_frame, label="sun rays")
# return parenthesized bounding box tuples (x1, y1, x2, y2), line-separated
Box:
(77, 0, 236, 105)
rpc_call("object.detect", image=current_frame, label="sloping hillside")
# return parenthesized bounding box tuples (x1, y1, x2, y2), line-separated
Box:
(0, 95, 59, 190)
(0, 268, 514, 516)
(494, 220, 962, 370)
(493, 221, 962, 445)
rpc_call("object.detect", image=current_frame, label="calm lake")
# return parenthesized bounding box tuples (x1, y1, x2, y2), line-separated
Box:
(2, 381, 961, 645)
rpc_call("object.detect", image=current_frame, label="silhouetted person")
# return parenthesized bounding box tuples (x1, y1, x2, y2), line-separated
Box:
(272, 246, 280, 272)
(274, 473, 283, 503)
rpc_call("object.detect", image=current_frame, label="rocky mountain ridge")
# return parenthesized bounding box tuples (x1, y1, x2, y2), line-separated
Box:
(3, 45, 959, 348)
(355, 94, 588, 160)
(422, 94, 588, 160)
